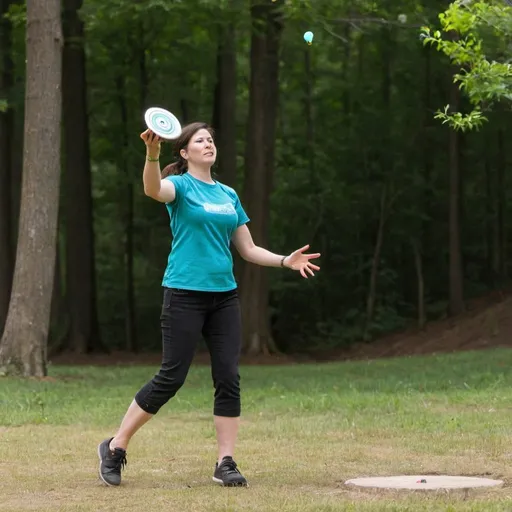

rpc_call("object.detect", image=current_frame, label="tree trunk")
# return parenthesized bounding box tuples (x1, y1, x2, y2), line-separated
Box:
(448, 77, 464, 315)
(484, 130, 495, 285)
(304, 45, 324, 250)
(138, 19, 148, 112)
(116, 75, 137, 352)
(363, 186, 388, 340)
(48, 236, 70, 355)
(212, 8, 237, 188)
(0, 0, 14, 337)
(421, 44, 432, 296)
(62, 0, 101, 353)
(180, 98, 189, 124)
(0, 0, 63, 376)
(363, 25, 393, 340)
(240, 0, 283, 355)
(412, 239, 426, 330)
(497, 128, 506, 281)
(341, 23, 351, 126)
(260, 0, 282, 354)
(304, 48, 314, 175)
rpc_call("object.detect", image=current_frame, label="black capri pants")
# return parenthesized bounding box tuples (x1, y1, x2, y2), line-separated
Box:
(135, 287, 242, 417)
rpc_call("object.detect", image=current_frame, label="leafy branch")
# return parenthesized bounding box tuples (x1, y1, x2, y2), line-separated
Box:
(421, 0, 512, 131)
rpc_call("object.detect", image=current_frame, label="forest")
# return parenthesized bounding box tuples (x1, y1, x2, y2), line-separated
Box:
(0, 0, 511, 376)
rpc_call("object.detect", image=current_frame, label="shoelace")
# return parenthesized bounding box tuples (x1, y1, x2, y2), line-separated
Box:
(220, 459, 240, 475)
(109, 450, 127, 471)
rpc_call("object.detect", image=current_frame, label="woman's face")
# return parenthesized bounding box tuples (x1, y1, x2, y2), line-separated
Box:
(181, 128, 216, 166)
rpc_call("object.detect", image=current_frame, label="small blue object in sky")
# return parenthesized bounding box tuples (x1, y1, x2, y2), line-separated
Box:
(303, 31, 314, 45)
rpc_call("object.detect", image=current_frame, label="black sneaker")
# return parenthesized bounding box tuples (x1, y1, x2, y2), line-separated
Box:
(212, 456, 248, 487)
(97, 437, 127, 486)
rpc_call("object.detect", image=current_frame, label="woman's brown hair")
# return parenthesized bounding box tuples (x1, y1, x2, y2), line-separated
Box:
(161, 122, 215, 178)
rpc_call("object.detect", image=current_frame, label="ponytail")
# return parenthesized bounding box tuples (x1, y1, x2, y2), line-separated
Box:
(161, 157, 187, 178)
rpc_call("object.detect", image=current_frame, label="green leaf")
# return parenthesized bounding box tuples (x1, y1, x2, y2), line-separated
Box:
(425, 0, 512, 130)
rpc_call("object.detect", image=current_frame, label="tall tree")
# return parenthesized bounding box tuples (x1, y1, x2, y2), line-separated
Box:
(0, 0, 15, 336)
(364, 25, 394, 337)
(448, 71, 464, 315)
(0, 0, 63, 376)
(62, 0, 101, 353)
(212, 0, 238, 188)
(116, 72, 137, 352)
(495, 125, 506, 281)
(240, 0, 284, 354)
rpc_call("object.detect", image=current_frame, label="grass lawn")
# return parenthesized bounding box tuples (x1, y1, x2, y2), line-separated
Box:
(1, 348, 512, 511)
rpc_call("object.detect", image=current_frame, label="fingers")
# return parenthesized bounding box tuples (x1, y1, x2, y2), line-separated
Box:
(297, 262, 320, 278)
(140, 129, 161, 145)
(148, 131, 161, 144)
(287, 245, 321, 278)
(293, 245, 321, 259)
(291, 244, 310, 256)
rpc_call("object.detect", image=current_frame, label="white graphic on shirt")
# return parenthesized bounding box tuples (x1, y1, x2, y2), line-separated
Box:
(203, 202, 236, 215)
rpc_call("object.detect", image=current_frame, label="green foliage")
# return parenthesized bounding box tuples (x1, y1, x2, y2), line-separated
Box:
(5, 0, 512, 354)
(3, 2, 26, 27)
(434, 104, 487, 131)
(70, 0, 512, 351)
(0, 99, 7, 112)
(422, 0, 512, 131)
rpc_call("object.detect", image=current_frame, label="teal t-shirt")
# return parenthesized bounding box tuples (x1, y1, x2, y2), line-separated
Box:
(161, 172, 250, 291)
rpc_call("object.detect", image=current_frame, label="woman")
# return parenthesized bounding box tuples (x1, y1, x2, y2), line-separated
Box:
(98, 122, 320, 487)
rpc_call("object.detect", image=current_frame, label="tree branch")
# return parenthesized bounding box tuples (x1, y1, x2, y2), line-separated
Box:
(332, 17, 424, 29)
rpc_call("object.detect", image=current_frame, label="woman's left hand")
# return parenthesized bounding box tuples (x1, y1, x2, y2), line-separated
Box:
(284, 244, 321, 278)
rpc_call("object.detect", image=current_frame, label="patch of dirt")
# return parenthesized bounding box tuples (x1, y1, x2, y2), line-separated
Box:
(318, 289, 512, 362)
(50, 289, 512, 366)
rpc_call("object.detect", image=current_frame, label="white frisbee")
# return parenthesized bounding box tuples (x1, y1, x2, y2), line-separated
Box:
(144, 107, 182, 140)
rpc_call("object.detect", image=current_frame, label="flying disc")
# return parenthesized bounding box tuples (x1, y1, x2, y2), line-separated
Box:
(144, 107, 182, 140)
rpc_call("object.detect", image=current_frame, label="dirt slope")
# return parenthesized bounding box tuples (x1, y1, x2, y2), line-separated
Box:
(327, 290, 512, 361)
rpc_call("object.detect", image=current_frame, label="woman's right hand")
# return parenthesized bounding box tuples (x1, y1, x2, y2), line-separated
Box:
(140, 129, 161, 157)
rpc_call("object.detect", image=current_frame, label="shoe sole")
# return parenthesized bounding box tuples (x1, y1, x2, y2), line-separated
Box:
(97, 442, 119, 487)
(212, 476, 248, 487)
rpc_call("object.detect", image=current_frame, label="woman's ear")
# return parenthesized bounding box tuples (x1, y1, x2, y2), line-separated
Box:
(180, 149, 187, 160)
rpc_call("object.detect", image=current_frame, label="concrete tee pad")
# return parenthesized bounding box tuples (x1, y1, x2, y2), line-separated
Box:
(345, 475, 503, 490)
